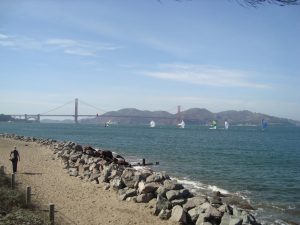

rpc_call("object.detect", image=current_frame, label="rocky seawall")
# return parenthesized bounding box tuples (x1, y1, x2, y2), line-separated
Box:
(0, 133, 261, 225)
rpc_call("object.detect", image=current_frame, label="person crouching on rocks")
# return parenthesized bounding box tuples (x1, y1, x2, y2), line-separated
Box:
(10, 146, 20, 173)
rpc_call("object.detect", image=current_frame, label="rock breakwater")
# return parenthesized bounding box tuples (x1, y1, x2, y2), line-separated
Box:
(0, 133, 261, 225)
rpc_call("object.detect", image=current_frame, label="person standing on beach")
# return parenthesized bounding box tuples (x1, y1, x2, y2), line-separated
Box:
(10, 146, 20, 173)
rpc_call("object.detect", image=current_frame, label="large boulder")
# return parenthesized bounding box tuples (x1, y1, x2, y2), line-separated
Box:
(170, 205, 187, 224)
(158, 209, 171, 220)
(163, 179, 184, 190)
(121, 168, 141, 188)
(136, 193, 155, 203)
(183, 196, 208, 211)
(166, 190, 181, 201)
(154, 195, 172, 216)
(74, 144, 83, 152)
(138, 181, 160, 194)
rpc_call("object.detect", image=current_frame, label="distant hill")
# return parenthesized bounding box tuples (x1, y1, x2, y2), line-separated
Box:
(80, 108, 299, 127)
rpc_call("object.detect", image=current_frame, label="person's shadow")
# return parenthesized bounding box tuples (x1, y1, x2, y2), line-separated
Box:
(21, 172, 43, 175)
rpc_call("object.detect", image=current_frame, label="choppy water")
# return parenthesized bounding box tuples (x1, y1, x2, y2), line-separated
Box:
(0, 122, 299, 224)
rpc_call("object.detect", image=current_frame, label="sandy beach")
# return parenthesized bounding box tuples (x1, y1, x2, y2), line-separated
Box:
(0, 137, 177, 225)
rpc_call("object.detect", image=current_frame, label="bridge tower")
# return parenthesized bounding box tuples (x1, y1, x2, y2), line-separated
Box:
(75, 98, 78, 124)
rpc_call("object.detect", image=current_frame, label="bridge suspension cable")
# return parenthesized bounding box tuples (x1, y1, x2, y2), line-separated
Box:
(39, 100, 74, 115)
(78, 99, 108, 114)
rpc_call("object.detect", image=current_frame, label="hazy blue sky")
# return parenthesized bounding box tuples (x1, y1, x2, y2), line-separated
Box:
(1, 1, 300, 120)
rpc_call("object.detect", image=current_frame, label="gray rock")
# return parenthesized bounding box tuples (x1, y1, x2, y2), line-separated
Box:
(110, 177, 125, 190)
(183, 196, 208, 211)
(232, 206, 242, 217)
(125, 188, 137, 198)
(156, 186, 167, 197)
(158, 209, 171, 220)
(229, 217, 243, 225)
(154, 195, 172, 215)
(74, 144, 83, 152)
(163, 179, 184, 190)
(146, 172, 165, 183)
(196, 212, 209, 225)
(223, 196, 255, 210)
(170, 205, 187, 224)
(136, 193, 155, 203)
(210, 196, 223, 206)
(199, 202, 212, 211)
(188, 206, 205, 222)
(166, 190, 181, 201)
(121, 168, 141, 188)
(138, 181, 160, 194)
(171, 198, 186, 207)
(205, 205, 222, 218)
(218, 204, 232, 214)
(179, 188, 192, 198)
(68, 168, 78, 177)
(220, 213, 231, 225)
(89, 172, 101, 182)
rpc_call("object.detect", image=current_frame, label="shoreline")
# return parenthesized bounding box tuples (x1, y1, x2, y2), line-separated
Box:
(0, 133, 263, 225)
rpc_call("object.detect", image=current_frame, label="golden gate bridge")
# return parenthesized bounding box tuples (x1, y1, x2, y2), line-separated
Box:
(7, 98, 183, 123)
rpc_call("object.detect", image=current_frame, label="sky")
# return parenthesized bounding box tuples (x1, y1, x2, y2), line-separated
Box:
(0, 0, 300, 120)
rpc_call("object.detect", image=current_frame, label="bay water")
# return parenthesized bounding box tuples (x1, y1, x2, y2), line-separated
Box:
(0, 122, 299, 224)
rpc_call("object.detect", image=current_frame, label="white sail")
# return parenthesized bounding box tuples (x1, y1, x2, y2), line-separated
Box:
(177, 120, 185, 128)
(150, 120, 156, 128)
(105, 120, 111, 127)
(209, 120, 217, 129)
(225, 121, 229, 130)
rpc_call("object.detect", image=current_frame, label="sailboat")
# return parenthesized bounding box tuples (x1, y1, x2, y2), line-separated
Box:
(177, 120, 185, 128)
(150, 120, 156, 128)
(209, 120, 217, 129)
(261, 119, 268, 130)
(224, 120, 229, 130)
(104, 120, 111, 127)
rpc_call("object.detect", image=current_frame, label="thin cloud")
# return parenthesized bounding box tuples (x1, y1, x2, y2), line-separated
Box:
(143, 64, 269, 88)
(0, 33, 121, 57)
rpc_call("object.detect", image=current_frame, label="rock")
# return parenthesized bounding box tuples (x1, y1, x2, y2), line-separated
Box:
(156, 186, 167, 197)
(121, 168, 141, 188)
(241, 211, 259, 225)
(74, 144, 83, 152)
(69, 168, 78, 177)
(146, 172, 165, 183)
(199, 202, 212, 211)
(196, 212, 209, 225)
(136, 193, 155, 203)
(180, 188, 192, 198)
(89, 172, 101, 182)
(166, 190, 181, 201)
(229, 217, 243, 225)
(171, 198, 186, 207)
(158, 209, 171, 220)
(154, 195, 172, 216)
(110, 177, 125, 190)
(232, 206, 242, 218)
(188, 206, 205, 222)
(205, 205, 222, 219)
(138, 181, 160, 194)
(223, 196, 255, 210)
(183, 196, 208, 211)
(170, 205, 187, 224)
(218, 204, 232, 214)
(163, 179, 184, 190)
(220, 213, 231, 225)
(210, 196, 222, 206)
